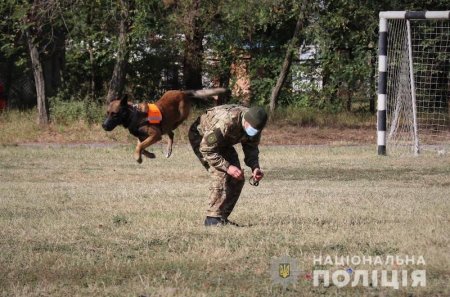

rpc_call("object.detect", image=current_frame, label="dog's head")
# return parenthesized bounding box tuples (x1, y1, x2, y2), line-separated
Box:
(102, 94, 130, 131)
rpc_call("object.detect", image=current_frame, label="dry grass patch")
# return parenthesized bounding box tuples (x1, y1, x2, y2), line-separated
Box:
(0, 145, 449, 296)
(0, 108, 375, 146)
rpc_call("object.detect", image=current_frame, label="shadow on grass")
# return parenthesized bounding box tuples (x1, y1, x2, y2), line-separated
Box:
(270, 166, 449, 183)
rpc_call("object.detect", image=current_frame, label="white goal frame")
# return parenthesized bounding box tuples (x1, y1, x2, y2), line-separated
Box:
(377, 11, 450, 155)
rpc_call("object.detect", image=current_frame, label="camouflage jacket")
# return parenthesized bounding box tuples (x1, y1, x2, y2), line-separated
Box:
(198, 104, 261, 172)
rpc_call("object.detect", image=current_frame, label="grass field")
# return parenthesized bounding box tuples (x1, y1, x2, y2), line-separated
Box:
(0, 144, 449, 296)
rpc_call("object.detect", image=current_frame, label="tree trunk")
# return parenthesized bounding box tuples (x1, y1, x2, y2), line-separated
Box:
(182, 0, 203, 90)
(87, 2, 98, 101)
(88, 43, 96, 100)
(269, 16, 304, 114)
(27, 31, 49, 125)
(106, 0, 132, 102)
(346, 49, 354, 112)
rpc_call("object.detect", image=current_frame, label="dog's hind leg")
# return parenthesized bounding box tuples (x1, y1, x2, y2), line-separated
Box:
(165, 131, 174, 158)
(142, 149, 156, 159)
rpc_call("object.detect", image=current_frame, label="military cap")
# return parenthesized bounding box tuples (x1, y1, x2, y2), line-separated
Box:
(244, 106, 268, 130)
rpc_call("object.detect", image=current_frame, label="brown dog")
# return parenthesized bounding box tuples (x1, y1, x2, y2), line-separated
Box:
(102, 88, 226, 163)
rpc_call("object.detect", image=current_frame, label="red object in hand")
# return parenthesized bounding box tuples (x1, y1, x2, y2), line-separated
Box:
(253, 168, 264, 181)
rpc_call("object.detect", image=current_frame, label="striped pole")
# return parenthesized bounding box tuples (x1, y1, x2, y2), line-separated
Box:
(377, 16, 387, 156)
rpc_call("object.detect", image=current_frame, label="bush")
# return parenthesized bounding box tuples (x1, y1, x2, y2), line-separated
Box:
(49, 95, 104, 125)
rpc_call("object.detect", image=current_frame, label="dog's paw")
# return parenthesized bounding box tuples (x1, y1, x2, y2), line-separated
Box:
(142, 150, 156, 159)
(134, 152, 143, 164)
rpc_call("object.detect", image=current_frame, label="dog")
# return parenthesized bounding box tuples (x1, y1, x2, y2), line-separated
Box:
(102, 88, 227, 163)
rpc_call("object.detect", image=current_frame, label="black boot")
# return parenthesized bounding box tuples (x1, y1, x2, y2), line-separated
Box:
(204, 216, 242, 227)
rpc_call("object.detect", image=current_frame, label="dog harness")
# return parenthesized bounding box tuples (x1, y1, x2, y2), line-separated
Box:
(147, 103, 162, 124)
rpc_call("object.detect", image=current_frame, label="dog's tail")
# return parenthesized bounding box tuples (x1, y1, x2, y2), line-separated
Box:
(184, 88, 228, 100)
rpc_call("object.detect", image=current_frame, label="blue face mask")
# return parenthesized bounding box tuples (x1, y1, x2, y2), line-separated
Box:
(245, 125, 259, 137)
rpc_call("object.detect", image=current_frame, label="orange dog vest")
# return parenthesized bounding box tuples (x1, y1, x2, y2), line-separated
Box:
(147, 103, 162, 124)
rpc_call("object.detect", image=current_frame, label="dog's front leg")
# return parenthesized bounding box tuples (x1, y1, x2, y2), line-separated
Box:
(134, 128, 161, 163)
(165, 131, 174, 158)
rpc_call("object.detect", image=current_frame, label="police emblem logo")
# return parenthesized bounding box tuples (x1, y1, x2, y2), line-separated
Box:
(270, 255, 300, 288)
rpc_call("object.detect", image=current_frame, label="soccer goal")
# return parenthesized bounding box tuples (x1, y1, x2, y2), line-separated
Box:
(377, 11, 450, 155)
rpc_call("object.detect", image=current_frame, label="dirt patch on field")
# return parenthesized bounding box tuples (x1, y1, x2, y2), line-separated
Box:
(1, 114, 375, 146)
(3, 124, 375, 147)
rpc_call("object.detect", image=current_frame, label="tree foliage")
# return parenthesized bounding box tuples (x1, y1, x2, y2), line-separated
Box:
(0, 0, 448, 120)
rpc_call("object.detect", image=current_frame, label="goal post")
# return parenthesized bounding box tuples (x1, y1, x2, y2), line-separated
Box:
(377, 11, 450, 155)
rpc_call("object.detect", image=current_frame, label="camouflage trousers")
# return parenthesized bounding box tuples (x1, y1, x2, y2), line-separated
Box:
(188, 117, 245, 219)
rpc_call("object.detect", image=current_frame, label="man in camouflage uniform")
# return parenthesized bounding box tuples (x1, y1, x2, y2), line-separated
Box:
(188, 104, 268, 226)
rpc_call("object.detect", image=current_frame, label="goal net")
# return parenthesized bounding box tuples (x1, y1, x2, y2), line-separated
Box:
(377, 11, 450, 155)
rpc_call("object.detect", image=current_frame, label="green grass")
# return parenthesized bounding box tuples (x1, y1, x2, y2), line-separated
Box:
(0, 145, 449, 296)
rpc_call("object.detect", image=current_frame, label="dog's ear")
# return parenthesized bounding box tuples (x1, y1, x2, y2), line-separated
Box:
(120, 94, 128, 107)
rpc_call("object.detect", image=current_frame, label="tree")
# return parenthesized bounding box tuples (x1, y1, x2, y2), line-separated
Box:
(106, 0, 134, 102)
(212, 0, 308, 106)
(163, 0, 222, 90)
(269, 13, 304, 114)
(1, 0, 68, 123)
(310, 0, 379, 111)
(24, 0, 66, 124)
(26, 26, 48, 124)
(181, 0, 204, 90)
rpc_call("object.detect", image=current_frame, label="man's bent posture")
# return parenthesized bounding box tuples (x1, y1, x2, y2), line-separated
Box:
(188, 104, 268, 226)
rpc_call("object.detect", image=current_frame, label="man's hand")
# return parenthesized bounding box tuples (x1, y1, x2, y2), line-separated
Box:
(227, 165, 244, 180)
(252, 168, 264, 181)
